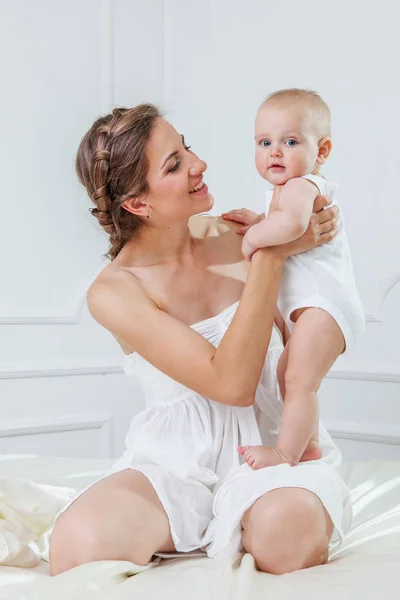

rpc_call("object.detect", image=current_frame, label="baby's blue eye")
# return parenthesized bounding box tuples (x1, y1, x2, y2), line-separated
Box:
(285, 139, 297, 147)
(260, 140, 271, 147)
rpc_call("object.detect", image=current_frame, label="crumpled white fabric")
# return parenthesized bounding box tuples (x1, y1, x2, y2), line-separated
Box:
(0, 476, 75, 567)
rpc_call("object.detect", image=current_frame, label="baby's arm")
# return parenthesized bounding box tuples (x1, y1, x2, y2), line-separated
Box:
(242, 178, 318, 259)
(222, 208, 265, 235)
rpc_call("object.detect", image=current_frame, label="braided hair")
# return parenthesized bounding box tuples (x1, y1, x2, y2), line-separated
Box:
(76, 104, 162, 260)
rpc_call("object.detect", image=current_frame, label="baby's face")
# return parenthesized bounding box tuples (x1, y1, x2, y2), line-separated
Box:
(255, 103, 321, 186)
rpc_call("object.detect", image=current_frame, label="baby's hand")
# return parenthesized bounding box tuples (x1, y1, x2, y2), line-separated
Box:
(242, 233, 259, 260)
(222, 208, 263, 235)
(238, 445, 283, 469)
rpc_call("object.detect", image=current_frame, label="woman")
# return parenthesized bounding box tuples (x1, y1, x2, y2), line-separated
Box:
(50, 104, 350, 576)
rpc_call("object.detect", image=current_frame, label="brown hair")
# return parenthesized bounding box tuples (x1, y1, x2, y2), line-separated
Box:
(264, 88, 331, 138)
(76, 103, 162, 260)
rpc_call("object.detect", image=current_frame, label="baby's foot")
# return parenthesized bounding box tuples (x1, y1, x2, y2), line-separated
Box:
(238, 445, 282, 469)
(300, 440, 322, 462)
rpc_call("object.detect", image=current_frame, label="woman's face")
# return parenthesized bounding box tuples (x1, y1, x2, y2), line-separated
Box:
(144, 118, 213, 221)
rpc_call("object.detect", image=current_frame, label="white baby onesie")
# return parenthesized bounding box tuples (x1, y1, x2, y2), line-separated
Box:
(265, 173, 365, 349)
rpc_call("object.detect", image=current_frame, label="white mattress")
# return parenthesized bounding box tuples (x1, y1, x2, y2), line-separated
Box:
(0, 455, 399, 600)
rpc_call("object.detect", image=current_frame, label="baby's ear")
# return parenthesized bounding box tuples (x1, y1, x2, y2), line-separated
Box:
(317, 137, 332, 164)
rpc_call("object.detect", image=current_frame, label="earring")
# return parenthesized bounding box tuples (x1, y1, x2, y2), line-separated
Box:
(146, 210, 151, 219)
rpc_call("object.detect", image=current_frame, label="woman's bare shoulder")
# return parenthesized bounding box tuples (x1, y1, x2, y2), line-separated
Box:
(190, 213, 243, 243)
(87, 263, 147, 324)
(190, 214, 248, 277)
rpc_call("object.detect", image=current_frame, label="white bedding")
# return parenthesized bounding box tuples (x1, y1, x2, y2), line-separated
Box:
(0, 455, 399, 600)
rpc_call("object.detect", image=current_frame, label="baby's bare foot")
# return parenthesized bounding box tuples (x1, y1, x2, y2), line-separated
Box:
(300, 440, 322, 462)
(238, 445, 282, 469)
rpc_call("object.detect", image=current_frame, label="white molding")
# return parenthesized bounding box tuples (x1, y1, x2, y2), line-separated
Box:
(327, 421, 400, 446)
(0, 292, 88, 325)
(365, 271, 400, 322)
(1, 360, 399, 383)
(0, 413, 111, 438)
(365, 312, 380, 323)
(0, 2, 114, 326)
(326, 367, 400, 383)
(0, 359, 124, 380)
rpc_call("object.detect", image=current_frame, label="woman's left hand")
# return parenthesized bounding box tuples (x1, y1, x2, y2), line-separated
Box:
(305, 196, 339, 248)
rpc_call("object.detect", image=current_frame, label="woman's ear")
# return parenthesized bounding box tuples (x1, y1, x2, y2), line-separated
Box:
(122, 197, 152, 218)
(316, 137, 332, 165)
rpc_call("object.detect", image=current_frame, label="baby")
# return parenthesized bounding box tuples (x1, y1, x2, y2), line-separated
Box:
(224, 89, 365, 469)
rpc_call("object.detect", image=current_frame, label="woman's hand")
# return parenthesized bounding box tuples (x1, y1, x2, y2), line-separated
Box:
(222, 208, 263, 234)
(266, 196, 338, 259)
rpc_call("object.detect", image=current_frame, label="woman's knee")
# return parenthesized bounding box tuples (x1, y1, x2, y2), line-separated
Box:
(49, 470, 173, 576)
(50, 512, 103, 575)
(50, 504, 158, 576)
(241, 488, 332, 575)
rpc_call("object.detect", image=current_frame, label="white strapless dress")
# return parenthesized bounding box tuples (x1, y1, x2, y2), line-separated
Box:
(105, 301, 352, 558)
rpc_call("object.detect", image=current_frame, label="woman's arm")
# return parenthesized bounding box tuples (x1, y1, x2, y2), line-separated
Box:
(88, 198, 337, 409)
(88, 248, 283, 408)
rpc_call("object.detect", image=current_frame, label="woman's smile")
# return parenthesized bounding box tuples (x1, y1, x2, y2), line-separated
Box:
(189, 182, 208, 196)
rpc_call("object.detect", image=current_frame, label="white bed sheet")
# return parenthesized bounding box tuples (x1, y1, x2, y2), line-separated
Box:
(0, 455, 399, 600)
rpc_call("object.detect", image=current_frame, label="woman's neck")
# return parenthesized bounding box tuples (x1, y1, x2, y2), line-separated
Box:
(120, 219, 196, 267)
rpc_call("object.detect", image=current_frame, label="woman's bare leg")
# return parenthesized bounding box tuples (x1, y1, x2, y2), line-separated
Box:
(241, 487, 334, 574)
(49, 469, 175, 576)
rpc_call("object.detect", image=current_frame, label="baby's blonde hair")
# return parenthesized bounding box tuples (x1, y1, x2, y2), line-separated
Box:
(263, 88, 331, 138)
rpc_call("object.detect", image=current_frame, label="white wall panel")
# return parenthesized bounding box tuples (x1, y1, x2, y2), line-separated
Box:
(113, 0, 164, 107)
(0, 370, 145, 458)
(0, 0, 107, 319)
(0, 0, 162, 458)
(0, 413, 112, 458)
(0, 0, 399, 461)
(162, 0, 219, 201)
(163, 0, 400, 460)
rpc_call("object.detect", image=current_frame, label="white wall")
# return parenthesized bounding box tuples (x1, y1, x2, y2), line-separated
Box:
(163, 0, 400, 460)
(0, 0, 164, 458)
(0, 0, 399, 461)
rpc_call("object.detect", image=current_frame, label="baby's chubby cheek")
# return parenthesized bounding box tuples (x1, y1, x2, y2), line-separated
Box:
(255, 154, 268, 179)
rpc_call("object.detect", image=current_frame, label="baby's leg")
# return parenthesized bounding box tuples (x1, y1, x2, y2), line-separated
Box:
(276, 339, 289, 400)
(277, 340, 320, 462)
(277, 308, 345, 465)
